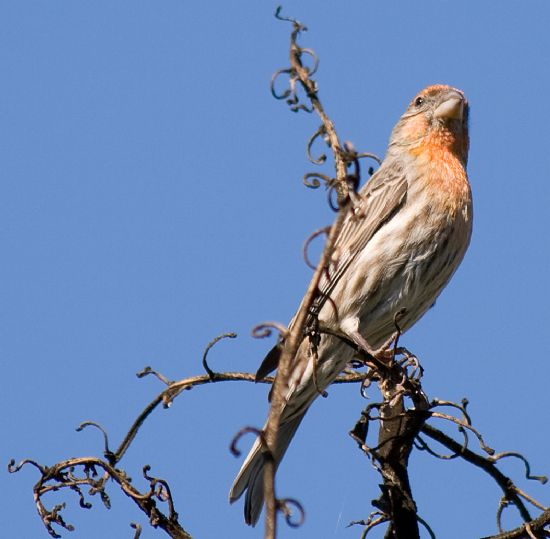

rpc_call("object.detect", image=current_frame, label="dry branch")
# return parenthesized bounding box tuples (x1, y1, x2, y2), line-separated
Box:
(7, 329, 367, 539)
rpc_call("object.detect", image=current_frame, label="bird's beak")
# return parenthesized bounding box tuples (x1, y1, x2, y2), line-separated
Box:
(433, 91, 464, 121)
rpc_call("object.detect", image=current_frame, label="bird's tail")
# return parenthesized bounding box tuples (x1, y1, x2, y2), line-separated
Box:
(229, 412, 306, 526)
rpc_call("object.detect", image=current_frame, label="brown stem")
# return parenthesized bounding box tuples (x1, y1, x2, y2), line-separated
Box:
(262, 11, 353, 538)
(32, 457, 191, 539)
(262, 204, 350, 539)
(115, 371, 273, 462)
(374, 370, 428, 539)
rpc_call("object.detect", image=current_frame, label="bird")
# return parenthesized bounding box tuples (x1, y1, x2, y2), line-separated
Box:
(229, 84, 473, 525)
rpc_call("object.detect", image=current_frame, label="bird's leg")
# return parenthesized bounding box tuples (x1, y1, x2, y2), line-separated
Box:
(317, 319, 399, 370)
(339, 317, 399, 367)
(347, 330, 401, 365)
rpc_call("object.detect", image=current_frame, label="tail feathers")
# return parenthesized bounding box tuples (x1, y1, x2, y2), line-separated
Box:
(255, 343, 281, 382)
(229, 413, 305, 526)
(229, 437, 265, 525)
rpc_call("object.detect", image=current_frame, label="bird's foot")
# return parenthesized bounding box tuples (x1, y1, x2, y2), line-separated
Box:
(347, 330, 399, 367)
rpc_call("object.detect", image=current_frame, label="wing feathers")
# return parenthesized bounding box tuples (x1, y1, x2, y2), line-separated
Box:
(311, 161, 408, 320)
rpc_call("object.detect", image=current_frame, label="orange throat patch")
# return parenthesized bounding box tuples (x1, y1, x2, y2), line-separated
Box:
(409, 128, 470, 214)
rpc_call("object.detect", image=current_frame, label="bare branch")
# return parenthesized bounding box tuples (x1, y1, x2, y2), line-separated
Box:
(9, 457, 192, 539)
(260, 6, 365, 536)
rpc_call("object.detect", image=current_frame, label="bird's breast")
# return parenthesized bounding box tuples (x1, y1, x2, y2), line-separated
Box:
(323, 167, 472, 348)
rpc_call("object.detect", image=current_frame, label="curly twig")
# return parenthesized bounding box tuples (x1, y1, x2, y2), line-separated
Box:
(278, 498, 305, 528)
(9, 457, 191, 539)
(302, 226, 331, 270)
(230, 426, 268, 458)
(306, 125, 327, 165)
(201, 332, 237, 379)
(252, 322, 288, 340)
(261, 7, 361, 537)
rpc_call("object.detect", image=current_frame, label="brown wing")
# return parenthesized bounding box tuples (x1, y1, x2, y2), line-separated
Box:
(255, 159, 408, 381)
(311, 159, 408, 319)
(255, 343, 281, 383)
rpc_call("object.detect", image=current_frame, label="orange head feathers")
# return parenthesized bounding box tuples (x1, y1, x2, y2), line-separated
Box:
(389, 84, 469, 166)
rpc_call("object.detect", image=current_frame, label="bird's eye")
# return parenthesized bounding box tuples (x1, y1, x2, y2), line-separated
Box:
(414, 96, 424, 107)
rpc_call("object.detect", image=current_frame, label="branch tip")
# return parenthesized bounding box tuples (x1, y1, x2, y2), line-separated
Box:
(201, 331, 238, 380)
(278, 497, 305, 528)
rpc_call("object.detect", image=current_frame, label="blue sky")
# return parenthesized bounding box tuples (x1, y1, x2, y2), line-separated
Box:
(2, 2, 550, 538)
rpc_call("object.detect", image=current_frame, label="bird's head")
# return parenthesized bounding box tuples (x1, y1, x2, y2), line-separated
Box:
(389, 85, 469, 165)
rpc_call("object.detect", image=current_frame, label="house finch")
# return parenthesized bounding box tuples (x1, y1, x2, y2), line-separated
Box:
(230, 84, 472, 525)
